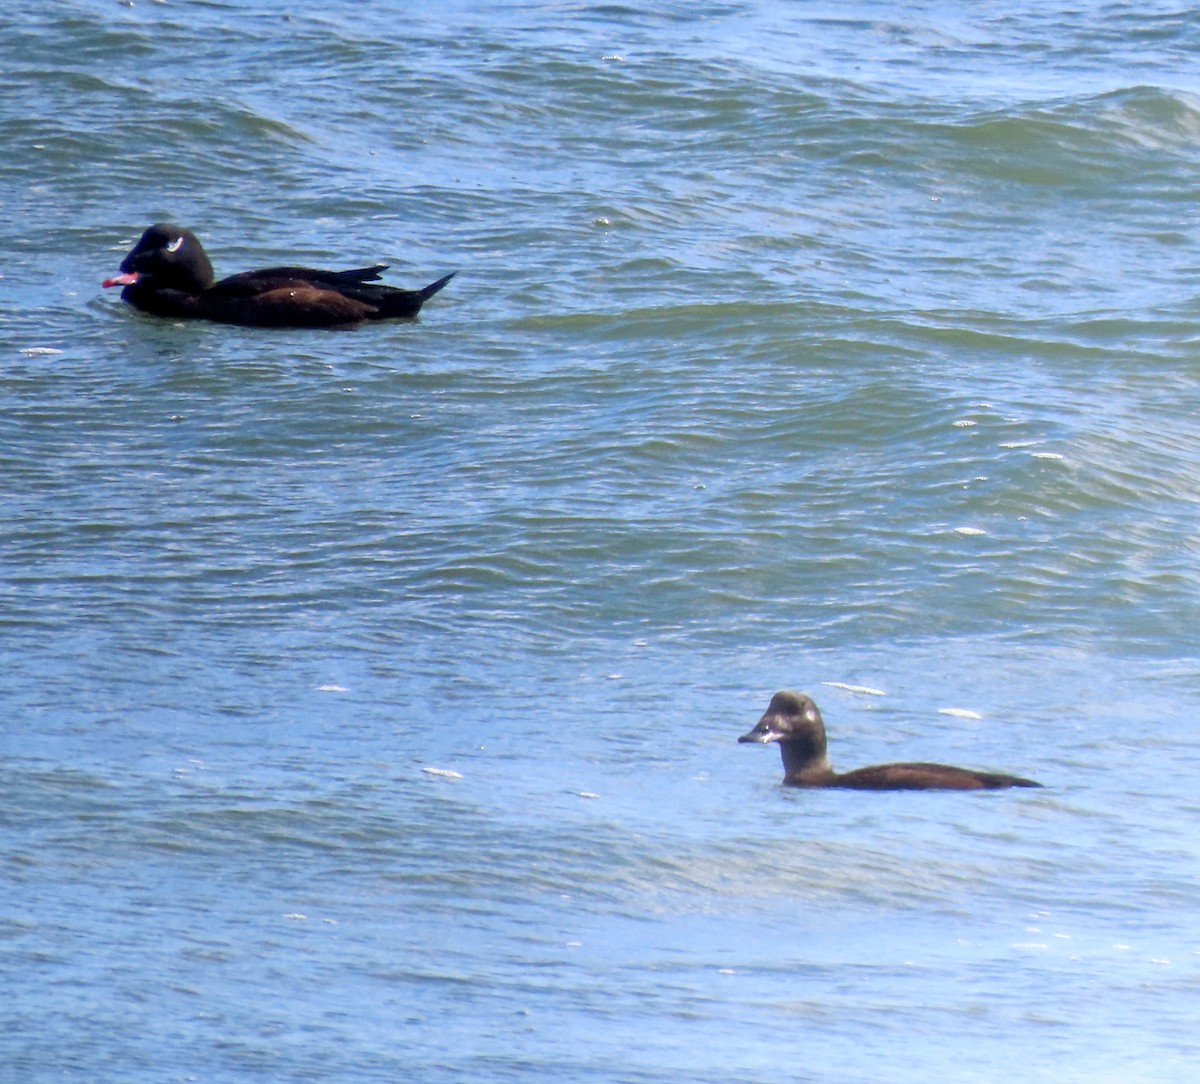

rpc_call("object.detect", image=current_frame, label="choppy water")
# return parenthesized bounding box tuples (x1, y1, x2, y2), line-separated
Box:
(3, 2, 1200, 1081)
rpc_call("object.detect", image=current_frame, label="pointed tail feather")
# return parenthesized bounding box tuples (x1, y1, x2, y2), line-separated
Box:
(420, 271, 457, 300)
(370, 271, 457, 320)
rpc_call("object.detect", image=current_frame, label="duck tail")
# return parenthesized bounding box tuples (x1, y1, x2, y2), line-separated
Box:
(420, 271, 457, 301)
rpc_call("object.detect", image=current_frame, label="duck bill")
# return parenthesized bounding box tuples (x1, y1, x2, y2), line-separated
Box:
(738, 719, 782, 744)
(102, 272, 139, 288)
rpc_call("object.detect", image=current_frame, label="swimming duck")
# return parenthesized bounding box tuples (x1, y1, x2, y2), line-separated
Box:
(739, 690, 1042, 790)
(103, 223, 454, 328)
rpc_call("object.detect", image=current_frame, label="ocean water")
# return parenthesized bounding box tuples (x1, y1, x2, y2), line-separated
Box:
(3, 1, 1200, 1081)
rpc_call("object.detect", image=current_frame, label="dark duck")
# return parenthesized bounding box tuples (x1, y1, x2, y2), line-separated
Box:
(739, 690, 1042, 791)
(103, 223, 455, 328)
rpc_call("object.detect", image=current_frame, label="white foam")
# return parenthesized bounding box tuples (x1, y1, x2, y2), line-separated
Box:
(821, 681, 886, 696)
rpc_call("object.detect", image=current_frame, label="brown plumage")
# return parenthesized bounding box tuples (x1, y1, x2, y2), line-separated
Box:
(103, 223, 454, 328)
(739, 690, 1042, 791)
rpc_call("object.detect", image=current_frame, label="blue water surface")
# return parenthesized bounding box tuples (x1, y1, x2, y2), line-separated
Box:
(3, 3, 1200, 1082)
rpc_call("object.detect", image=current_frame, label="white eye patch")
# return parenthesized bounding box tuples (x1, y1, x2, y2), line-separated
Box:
(165, 236, 185, 254)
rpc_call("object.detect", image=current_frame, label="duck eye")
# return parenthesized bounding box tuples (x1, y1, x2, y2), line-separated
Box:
(165, 236, 185, 254)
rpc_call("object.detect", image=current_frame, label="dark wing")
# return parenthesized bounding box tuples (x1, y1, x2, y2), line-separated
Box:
(202, 267, 452, 325)
(208, 267, 387, 298)
(833, 762, 1041, 791)
(235, 265, 389, 286)
(198, 283, 377, 328)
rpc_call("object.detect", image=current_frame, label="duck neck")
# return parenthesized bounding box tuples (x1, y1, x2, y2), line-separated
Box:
(779, 737, 834, 784)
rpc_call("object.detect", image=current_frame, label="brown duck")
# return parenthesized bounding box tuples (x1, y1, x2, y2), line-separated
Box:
(103, 223, 454, 328)
(739, 690, 1041, 790)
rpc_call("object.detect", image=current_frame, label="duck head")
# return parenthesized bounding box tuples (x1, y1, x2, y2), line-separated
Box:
(103, 223, 214, 293)
(739, 690, 833, 780)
